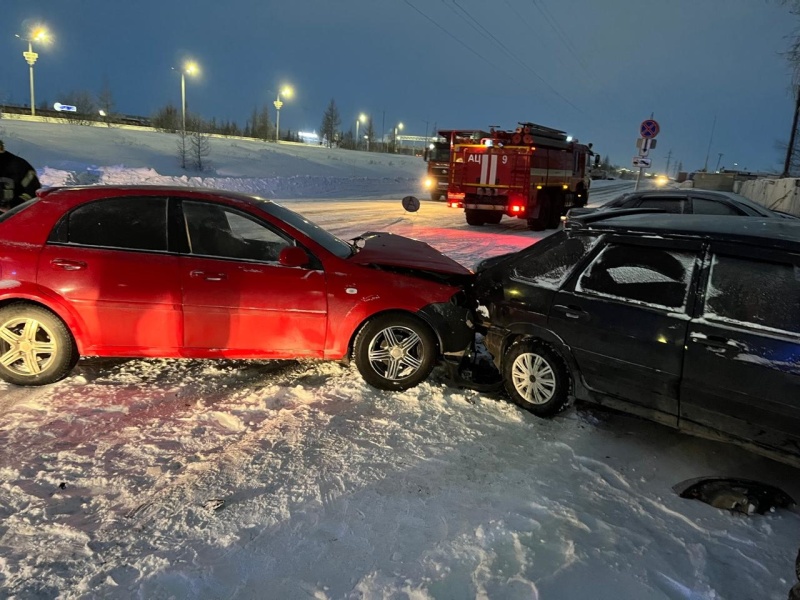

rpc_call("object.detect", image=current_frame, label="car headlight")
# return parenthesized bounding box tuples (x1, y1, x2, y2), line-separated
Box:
(423, 177, 434, 189)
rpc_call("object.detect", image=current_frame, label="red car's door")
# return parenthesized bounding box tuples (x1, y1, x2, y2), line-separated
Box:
(37, 196, 182, 353)
(178, 200, 328, 356)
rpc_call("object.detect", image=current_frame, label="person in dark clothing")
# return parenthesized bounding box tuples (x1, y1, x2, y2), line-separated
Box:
(0, 139, 41, 212)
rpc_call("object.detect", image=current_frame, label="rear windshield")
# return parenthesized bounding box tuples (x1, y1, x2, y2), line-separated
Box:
(0, 198, 40, 224)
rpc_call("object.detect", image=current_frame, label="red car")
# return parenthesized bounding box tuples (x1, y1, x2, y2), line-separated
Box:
(0, 186, 473, 390)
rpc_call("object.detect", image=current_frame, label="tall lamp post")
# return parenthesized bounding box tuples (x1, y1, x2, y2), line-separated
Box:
(179, 61, 199, 133)
(274, 85, 293, 142)
(394, 122, 404, 153)
(16, 27, 49, 117)
(356, 113, 367, 150)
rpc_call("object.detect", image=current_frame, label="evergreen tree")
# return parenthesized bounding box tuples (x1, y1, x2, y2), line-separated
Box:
(364, 117, 375, 151)
(153, 103, 180, 132)
(320, 99, 341, 148)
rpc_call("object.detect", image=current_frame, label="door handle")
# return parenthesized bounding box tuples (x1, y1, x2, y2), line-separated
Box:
(190, 270, 227, 281)
(690, 334, 729, 349)
(51, 259, 87, 271)
(552, 304, 590, 321)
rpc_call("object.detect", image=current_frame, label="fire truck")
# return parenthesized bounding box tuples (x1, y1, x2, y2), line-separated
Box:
(446, 122, 596, 230)
(423, 130, 489, 201)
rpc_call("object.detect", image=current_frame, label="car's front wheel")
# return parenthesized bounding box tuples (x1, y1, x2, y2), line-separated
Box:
(0, 304, 77, 386)
(503, 341, 569, 416)
(353, 314, 438, 391)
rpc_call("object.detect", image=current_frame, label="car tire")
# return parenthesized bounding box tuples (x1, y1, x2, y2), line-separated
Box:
(353, 313, 438, 391)
(465, 209, 486, 226)
(0, 303, 77, 386)
(503, 340, 569, 417)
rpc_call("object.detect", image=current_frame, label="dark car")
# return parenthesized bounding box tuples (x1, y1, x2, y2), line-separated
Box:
(470, 212, 800, 465)
(0, 186, 473, 390)
(566, 189, 796, 223)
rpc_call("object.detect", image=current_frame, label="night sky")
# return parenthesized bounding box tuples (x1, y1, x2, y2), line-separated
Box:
(1, 0, 796, 173)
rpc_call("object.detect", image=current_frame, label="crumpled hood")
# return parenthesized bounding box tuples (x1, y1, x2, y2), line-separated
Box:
(347, 232, 472, 276)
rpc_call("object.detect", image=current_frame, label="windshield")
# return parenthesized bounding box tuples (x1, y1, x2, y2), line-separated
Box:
(428, 144, 450, 163)
(258, 200, 353, 258)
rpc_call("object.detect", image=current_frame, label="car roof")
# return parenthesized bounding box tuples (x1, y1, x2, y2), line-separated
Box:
(38, 185, 272, 206)
(618, 188, 773, 216)
(572, 213, 800, 252)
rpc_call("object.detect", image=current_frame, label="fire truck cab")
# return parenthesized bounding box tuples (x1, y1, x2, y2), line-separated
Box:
(423, 130, 489, 202)
(447, 122, 595, 231)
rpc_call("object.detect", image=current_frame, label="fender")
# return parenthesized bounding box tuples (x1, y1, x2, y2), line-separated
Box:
(484, 320, 591, 400)
(0, 283, 92, 355)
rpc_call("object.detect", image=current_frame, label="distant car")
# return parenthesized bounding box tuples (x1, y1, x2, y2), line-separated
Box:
(566, 189, 796, 224)
(0, 186, 473, 390)
(470, 211, 800, 465)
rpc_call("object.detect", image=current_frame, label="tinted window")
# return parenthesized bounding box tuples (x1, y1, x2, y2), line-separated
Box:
(66, 197, 167, 251)
(637, 197, 688, 214)
(705, 255, 800, 335)
(577, 244, 696, 309)
(692, 198, 742, 216)
(183, 201, 292, 261)
(512, 234, 599, 289)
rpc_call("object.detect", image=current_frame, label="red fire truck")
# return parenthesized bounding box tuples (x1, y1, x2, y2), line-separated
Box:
(446, 122, 596, 230)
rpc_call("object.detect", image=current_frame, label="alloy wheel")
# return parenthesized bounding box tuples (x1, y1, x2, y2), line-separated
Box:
(367, 325, 424, 381)
(0, 316, 59, 377)
(510, 352, 556, 405)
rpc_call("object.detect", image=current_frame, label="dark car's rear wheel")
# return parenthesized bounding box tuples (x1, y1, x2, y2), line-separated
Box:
(503, 341, 569, 417)
(354, 314, 438, 391)
(0, 304, 77, 386)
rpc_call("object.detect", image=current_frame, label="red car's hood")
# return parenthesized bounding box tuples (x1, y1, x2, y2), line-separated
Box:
(347, 232, 472, 276)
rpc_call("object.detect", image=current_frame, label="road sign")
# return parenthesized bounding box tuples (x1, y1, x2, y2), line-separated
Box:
(640, 119, 660, 139)
(53, 102, 77, 112)
(633, 156, 652, 168)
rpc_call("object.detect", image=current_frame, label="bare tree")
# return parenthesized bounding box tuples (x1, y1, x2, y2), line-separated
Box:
(96, 77, 115, 125)
(177, 128, 189, 169)
(320, 99, 341, 148)
(191, 129, 211, 170)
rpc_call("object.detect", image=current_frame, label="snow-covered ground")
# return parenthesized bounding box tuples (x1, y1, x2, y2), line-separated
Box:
(1, 119, 799, 600)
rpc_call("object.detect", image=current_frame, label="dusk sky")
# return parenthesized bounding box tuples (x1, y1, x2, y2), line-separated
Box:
(1, 0, 796, 173)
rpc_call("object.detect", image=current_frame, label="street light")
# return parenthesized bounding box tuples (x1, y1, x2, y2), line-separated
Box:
(178, 61, 199, 133)
(274, 85, 293, 142)
(16, 26, 50, 117)
(394, 122, 404, 153)
(356, 113, 367, 150)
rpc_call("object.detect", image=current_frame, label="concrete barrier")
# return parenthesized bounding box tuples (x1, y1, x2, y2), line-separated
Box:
(739, 177, 800, 216)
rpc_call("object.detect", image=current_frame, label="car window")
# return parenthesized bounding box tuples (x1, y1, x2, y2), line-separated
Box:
(704, 255, 800, 335)
(511, 234, 600, 289)
(692, 198, 743, 216)
(636, 197, 688, 214)
(576, 244, 697, 309)
(183, 200, 292, 262)
(64, 196, 168, 251)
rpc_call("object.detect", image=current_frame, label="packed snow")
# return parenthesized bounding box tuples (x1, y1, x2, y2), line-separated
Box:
(1, 119, 799, 600)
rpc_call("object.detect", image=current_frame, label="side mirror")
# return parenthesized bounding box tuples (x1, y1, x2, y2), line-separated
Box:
(279, 246, 310, 268)
(594, 155, 601, 167)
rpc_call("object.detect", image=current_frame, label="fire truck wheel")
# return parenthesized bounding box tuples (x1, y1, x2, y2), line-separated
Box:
(575, 184, 588, 207)
(485, 212, 503, 225)
(527, 203, 549, 231)
(430, 192, 444, 202)
(465, 209, 486, 226)
(548, 196, 565, 229)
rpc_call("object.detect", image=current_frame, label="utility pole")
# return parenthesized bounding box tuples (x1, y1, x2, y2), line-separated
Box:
(664, 149, 673, 176)
(782, 85, 800, 177)
(703, 113, 717, 172)
(715, 153, 724, 172)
